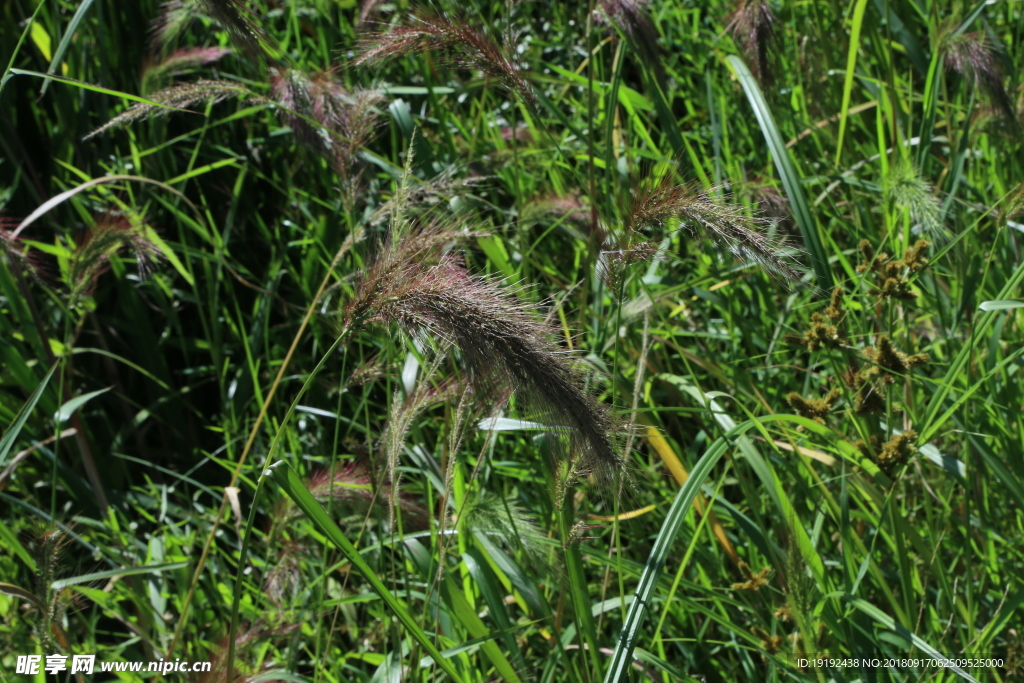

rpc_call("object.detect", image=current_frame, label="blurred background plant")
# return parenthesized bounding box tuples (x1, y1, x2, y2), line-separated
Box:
(1, 0, 1022, 681)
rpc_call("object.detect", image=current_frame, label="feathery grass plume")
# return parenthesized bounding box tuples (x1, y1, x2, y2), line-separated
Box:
(269, 68, 383, 162)
(594, 0, 659, 64)
(357, 0, 386, 27)
(196, 0, 271, 61)
(884, 159, 944, 236)
(726, 0, 777, 87)
(740, 180, 791, 227)
(435, 388, 472, 585)
(347, 223, 624, 485)
(269, 461, 426, 539)
(150, 0, 271, 61)
(0, 217, 46, 282)
(380, 367, 460, 527)
(150, 0, 202, 50)
(597, 240, 661, 291)
(141, 46, 231, 94)
(353, 11, 536, 108)
(458, 490, 553, 565)
(368, 171, 484, 227)
(942, 30, 1015, 123)
(84, 80, 252, 139)
(521, 193, 591, 229)
(630, 176, 806, 286)
(66, 213, 162, 307)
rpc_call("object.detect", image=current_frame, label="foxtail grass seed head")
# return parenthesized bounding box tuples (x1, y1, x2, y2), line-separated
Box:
(270, 67, 383, 170)
(942, 30, 1016, 122)
(594, 0, 660, 64)
(884, 160, 944, 237)
(84, 80, 251, 139)
(67, 213, 162, 307)
(150, 0, 272, 61)
(726, 0, 777, 87)
(354, 11, 536, 108)
(630, 177, 806, 287)
(141, 46, 232, 94)
(348, 225, 624, 484)
(0, 217, 46, 282)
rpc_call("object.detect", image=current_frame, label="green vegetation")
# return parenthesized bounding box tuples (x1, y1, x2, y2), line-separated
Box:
(2, 0, 1023, 681)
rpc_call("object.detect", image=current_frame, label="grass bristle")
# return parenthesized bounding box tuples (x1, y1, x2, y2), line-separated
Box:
(630, 176, 806, 286)
(726, 0, 777, 87)
(84, 80, 251, 139)
(354, 11, 536, 108)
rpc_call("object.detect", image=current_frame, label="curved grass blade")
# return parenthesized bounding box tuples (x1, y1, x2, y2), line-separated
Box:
(835, 0, 870, 164)
(602, 418, 745, 682)
(726, 56, 833, 292)
(10, 69, 195, 112)
(267, 461, 466, 682)
(40, 0, 96, 96)
(0, 0, 47, 97)
(0, 363, 57, 470)
(51, 561, 188, 589)
(849, 598, 981, 683)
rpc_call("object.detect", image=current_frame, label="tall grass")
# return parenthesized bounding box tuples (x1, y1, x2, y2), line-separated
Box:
(1, 1, 1022, 682)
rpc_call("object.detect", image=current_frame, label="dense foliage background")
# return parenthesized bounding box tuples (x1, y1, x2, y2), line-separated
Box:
(2, 0, 1023, 681)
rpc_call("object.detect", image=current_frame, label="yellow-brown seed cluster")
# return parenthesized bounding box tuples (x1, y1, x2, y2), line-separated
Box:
(731, 561, 771, 591)
(857, 239, 930, 301)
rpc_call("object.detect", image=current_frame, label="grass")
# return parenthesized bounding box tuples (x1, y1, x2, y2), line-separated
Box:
(1, 0, 1023, 681)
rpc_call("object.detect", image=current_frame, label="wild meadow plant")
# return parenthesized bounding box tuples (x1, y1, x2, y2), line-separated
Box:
(1, 0, 1023, 682)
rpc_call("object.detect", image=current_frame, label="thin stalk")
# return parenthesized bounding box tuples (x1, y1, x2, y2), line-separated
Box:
(226, 323, 359, 683)
(167, 239, 355, 660)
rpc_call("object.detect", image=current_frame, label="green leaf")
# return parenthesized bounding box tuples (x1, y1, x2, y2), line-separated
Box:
(0, 364, 57, 470)
(726, 55, 833, 292)
(52, 561, 188, 589)
(9, 69, 196, 112)
(979, 299, 1024, 311)
(835, 0, 870, 164)
(41, 0, 97, 96)
(849, 598, 981, 683)
(55, 387, 110, 424)
(267, 461, 465, 682)
(602, 421, 735, 681)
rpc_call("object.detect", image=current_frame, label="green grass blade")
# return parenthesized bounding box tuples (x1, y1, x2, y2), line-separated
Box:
(560, 499, 603, 676)
(727, 56, 833, 292)
(602, 422, 736, 682)
(9, 69, 195, 112)
(849, 598, 981, 683)
(0, 363, 57, 470)
(39, 0, 96, 97)
(51, 561, 188, 589)
(267, 461, 466, 682)
(0, 0, 46, 97)
(835, 0, 870, 165)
